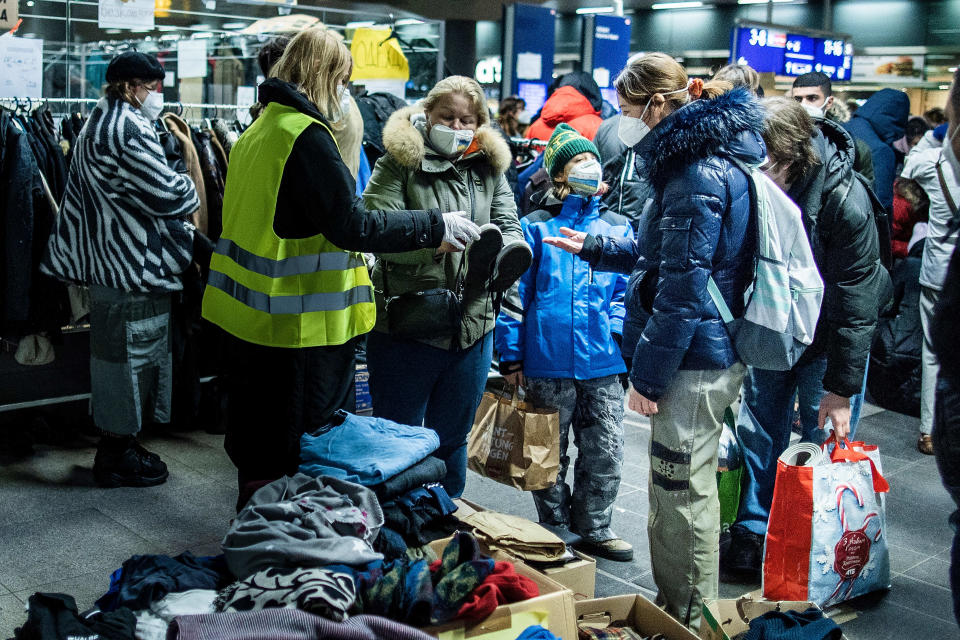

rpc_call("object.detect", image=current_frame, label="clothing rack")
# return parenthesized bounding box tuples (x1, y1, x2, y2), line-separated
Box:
(509, 137, 548, 149)
(0, 97, 252, 110)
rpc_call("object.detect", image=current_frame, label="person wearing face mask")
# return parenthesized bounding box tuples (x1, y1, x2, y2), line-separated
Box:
(362, 75, 528, 498)
(544, 53, 761, 631)
(199, 29, 479, 508)
(41, 51, 199, 488)
(792, 72, 875, 185)
(930, 68, 960, 628)
(899, 111, 958, 453)
(719, 98, 890, 582)
(495, 123, 634, 561)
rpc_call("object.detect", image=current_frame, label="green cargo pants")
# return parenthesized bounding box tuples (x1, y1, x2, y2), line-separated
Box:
(646, 363, 745, 631)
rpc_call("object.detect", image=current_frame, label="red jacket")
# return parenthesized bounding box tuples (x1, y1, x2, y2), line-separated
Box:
(891, 178, 929, 260)
(525, 86, 602, 141)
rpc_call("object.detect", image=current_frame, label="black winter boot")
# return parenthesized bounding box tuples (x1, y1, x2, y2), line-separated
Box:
(93, 436, 169, 488)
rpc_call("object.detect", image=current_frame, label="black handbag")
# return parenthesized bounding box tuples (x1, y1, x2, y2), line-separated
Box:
(381, 258, 463, 340)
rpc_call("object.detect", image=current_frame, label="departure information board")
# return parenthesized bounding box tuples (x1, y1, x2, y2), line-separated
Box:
(732, 25, 852, 81)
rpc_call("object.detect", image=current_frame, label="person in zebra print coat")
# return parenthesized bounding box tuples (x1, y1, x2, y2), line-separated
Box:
(41, 51, 200, 488)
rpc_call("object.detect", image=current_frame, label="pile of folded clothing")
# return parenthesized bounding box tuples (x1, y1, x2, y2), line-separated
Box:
(13, 475, 545, 640)
(299, 411, 460, 559)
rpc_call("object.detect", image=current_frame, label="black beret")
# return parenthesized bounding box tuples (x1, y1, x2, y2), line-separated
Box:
(106, 51, 165, 84)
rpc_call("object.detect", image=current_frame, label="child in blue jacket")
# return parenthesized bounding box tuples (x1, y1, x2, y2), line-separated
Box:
(496, 123, 635, 561)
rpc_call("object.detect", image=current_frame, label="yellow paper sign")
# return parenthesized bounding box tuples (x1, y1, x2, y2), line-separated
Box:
(350, 27, 409, 82)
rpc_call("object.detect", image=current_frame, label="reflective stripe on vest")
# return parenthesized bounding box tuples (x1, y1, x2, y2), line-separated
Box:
(214, 237, 367, 278)
(201, 102, 375, 348)
(207, 270, 373, 315)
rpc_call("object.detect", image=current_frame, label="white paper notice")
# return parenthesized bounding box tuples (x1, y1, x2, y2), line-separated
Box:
(356, 79, 406, 101)
(236, 85, 255, 124)
(178, 40, 208, 79)
(592, 67, 610, 88)
(0, 36, 43, 99)
(98, 0, 154, 30)
(516, 52, 542, 81)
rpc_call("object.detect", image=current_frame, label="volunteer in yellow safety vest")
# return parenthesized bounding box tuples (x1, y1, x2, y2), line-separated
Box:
(201, 27, 480, 508)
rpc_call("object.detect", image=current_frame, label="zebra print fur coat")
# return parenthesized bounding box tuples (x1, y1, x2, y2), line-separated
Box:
(41, 96, 199, 292)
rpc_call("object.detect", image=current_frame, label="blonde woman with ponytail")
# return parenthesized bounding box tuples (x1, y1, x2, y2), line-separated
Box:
(545, 52, 766, 630)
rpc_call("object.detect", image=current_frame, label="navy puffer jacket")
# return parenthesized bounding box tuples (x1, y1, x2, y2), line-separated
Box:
(580, 88, 765, 401)
(843, 88, 909, 215)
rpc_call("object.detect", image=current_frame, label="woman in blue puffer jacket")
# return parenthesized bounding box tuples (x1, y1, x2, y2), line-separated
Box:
(496, 123, 634, 563)
(546, 53, 764, 631)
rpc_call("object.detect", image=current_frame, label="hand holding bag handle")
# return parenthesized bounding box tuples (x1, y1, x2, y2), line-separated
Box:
(822, 433, 890, 493)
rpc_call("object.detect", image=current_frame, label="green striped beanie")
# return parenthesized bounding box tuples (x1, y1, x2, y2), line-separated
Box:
(543, 123, 600, 177)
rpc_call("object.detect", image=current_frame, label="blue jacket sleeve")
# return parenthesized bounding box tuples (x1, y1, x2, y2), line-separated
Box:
(871, 146, 895, 215)
(630, 161, 727, 401)
(580, 233, 641, 274)
(496, 218, 539, 363)
(607, 224, 634, 336)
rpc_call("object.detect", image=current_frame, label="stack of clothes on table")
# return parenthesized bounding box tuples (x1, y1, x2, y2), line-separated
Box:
(297, 411, 462, 560)
(13, 471, 540, 640)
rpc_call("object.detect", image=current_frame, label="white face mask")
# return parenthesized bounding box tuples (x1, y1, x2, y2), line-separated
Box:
(428, 123, 475, 158)
(617, 86, 687, 148)
(567, 159, 602, 196)
(801, 102, 824, 118)
(329, 85, 351, 124)
(137, 90, 164, 121)
(943, 126, 960, 184)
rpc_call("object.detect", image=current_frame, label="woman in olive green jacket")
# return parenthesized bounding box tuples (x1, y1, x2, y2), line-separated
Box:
(362, 75, 527, 497)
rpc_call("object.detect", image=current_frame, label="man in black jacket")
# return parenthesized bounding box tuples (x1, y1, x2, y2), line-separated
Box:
(931, 67, 960, 628)
(722, 98, 891, 580)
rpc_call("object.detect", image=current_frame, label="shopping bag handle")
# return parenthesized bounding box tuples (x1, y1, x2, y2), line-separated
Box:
(823, 433, 890, 493)
(504, 384, 525, 408)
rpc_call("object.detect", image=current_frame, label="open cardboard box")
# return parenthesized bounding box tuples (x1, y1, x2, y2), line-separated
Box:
(575, 595, 698, 640)
(453, 498, 597, 599)
(700, 596, 847, 640)
(423, 536, 577, 640)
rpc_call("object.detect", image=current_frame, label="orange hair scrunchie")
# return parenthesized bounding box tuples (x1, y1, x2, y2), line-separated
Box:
(687, 78, 704, 99)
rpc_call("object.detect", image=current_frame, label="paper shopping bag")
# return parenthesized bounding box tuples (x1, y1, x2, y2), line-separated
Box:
(467, 389, 560, 491)
(763, 434, 891, 607)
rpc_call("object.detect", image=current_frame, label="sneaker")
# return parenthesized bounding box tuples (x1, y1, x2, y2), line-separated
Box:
(488, 241, 533, 293)
(918, 434, 934, 455)
(575, 537, 634, 562)
(93, 438, 169, 488)
(721, 526, 763, 582)
(464, 224, 503, 288)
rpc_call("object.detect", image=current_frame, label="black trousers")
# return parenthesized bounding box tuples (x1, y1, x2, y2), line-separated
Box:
(934, 372, 960, 629)
(220, 330, 357, 501)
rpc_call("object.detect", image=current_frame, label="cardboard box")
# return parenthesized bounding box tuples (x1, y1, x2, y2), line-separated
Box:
(576, 595, 698, 640)
(454, 498, 597, 599)
(423, 536, 577, 640)
(700, 596, 844, 640)
(541, 550, 596, 600)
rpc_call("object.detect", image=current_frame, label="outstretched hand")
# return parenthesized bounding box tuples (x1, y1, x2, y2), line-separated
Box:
(543, 227, 587, 255)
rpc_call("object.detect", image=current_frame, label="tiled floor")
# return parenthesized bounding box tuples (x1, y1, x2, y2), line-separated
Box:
(0, 400, 956, 638)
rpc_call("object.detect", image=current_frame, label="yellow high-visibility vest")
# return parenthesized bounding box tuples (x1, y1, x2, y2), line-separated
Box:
(202, 102, 375, 348)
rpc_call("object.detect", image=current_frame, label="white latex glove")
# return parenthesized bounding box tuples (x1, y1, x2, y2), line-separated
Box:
(442, 212, 481, 250)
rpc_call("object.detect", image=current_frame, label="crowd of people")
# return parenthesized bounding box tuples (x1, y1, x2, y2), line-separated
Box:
(38, 24, 960, 633)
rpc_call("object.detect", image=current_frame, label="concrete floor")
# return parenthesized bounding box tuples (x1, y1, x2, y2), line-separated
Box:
(0, 400, 956, 639)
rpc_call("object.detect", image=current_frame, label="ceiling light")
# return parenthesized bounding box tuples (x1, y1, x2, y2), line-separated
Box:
(25, 1, 34, 6)
(222, 21, 248, 29)
(738, 0, 795, 3)
(193, 31, 215, 38)
(576, 6, 615, 13)
(345, 21, 376, 29)
(950, 66, 958, 73)
(651, 1, 703, 9)
(395, 18, 424, 25)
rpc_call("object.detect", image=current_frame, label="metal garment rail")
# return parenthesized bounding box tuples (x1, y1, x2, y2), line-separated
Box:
(0, 377, 217, 413)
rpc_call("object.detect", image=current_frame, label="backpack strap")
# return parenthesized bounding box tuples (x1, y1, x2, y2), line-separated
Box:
(711, 154, 760, 323)
(938, 158, 959, 219)
(707, 276, 735, 325)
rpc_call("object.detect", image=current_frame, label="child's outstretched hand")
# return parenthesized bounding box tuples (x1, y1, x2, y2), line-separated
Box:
(544, 227, 587, 254)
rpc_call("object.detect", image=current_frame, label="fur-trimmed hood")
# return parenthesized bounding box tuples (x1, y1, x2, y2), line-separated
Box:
(642, 87, 766, 188)
(381, 105, 513, 175)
